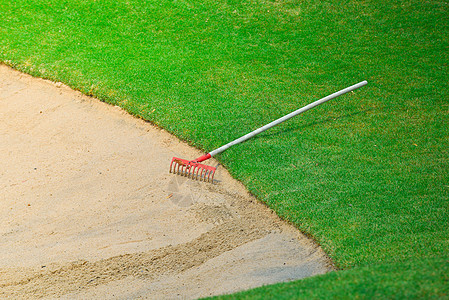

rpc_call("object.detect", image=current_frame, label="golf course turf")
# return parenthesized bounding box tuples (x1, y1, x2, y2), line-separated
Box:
(1, 0, 448, 298)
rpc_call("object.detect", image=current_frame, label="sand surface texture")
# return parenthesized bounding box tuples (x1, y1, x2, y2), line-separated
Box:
(0, 64, 332, 299)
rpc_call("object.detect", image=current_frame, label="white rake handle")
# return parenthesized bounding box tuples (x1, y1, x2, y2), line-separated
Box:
(196, 80, 367, 162)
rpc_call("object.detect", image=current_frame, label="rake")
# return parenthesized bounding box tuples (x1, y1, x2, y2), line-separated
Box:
(170, 80, 367, 183)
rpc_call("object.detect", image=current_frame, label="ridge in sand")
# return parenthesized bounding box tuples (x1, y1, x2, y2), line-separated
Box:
(0, 64, 333, 299)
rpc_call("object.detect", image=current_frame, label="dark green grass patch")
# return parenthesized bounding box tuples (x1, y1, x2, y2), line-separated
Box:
(1, 0, 448, 297)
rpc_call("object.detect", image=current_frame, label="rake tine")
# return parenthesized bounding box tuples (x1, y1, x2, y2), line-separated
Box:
(191, 165, 198, 179)
(198, 168, 203, 181)
(170, 158, 177, 174)
(210, 170, 215, 183)
(202, 168, 207, 182)
(201, 169, 206, 182)
(197, 168, 202, 181)
(208, 170, 213, 183)
(194, 166, 201, 180)
(181, 164, 186, 176)
(187, 164, 192, 178)
(207, 170, 212, 183)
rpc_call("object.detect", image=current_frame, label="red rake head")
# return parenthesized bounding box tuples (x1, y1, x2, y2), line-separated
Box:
(170, 157, 216, 183)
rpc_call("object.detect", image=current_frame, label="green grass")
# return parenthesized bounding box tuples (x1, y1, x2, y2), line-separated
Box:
(1, 0, 448, 297)
(209, 256, 449, 299)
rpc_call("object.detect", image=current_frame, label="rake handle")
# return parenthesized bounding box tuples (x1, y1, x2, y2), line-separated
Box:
(195, 81, 367, 162)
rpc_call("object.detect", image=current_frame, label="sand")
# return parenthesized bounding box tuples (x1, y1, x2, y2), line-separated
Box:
(0, 64, 333, 299)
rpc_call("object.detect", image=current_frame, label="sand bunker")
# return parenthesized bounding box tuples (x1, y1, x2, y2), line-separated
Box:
(0, 64, 332, 299)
